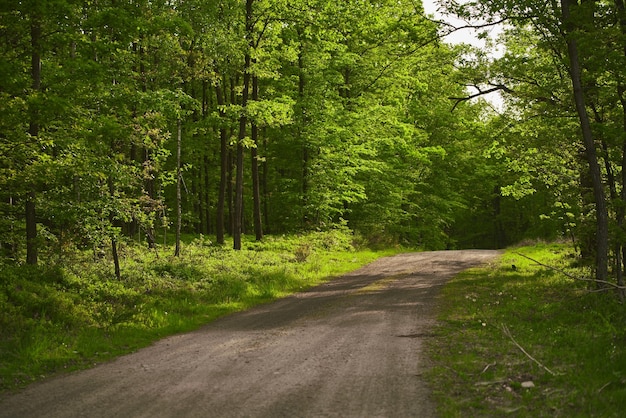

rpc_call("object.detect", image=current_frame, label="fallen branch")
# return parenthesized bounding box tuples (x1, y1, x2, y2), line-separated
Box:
(475, 379, 507, 386)
(513, 252, 626, 290)
(481, 362, 496, 374)
(501, 324, 557, 376)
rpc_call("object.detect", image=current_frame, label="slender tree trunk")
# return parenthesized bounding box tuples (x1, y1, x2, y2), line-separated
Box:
(234, 92, 247, 251)
(234, 142, 245, 250)
(613, 0, 626, 294)
(136, 40, 156, 249)
(111, 237, 121, 279)
(234, 0, 254, 250)
(25, 193, 37, 265)
(204, 154, 211, 235)
(618, 85, 626, 293)
(107, 177, 121, 280)
(26, 14, 41, 266)
(251, 73, 263, 241)
(215, 84, 228, 244)
(227, 78, 237, 236)
(262, 137, 270, 233)
(144, 149, 156, 249)
(7, 195, 18, 259)
(561, 0, 609, 283)
(227, 140, 234, 236)
(297, 38, 309, 227)
(196, 165, 204, 234)
(175, 120, 182, 257)
(595, 108, 622, 285)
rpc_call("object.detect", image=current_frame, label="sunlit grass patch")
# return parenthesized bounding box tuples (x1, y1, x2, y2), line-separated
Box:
(0, 230, 400, 392)
(427, 243, 626, 417)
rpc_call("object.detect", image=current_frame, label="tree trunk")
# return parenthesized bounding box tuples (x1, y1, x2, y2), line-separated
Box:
(619, 83, 626, 294)
(262, 137, 270, 233)
(25, 193, 37, 265)
(111, 237, 121, 280)
(611, 0, 626, 292)
(561, 0, 609, 283)
(194, 165, 203, 234)
(215, 83, 228, 245)
(175, 120, 182, 257)
(107, 177, 121, 279)
(204, 154, 211, 235)
(234, 141, 245, 250)
(297, 39, 310, 227)
(234, 0, 254, 250)
(251, 73, 263, 241)
(26, 13, 41, 266)
(144, 148, 156, 249)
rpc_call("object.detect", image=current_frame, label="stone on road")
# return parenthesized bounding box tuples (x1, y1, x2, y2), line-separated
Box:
(0, 250, 500, 418)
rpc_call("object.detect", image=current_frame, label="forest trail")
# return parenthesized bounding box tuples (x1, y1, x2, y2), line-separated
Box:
(0, 250, 500, 418)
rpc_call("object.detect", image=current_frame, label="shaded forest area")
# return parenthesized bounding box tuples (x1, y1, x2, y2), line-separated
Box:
(1, 0, 625, 285)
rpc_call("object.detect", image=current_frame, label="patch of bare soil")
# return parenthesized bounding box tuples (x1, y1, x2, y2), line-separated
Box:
(0, 250, 500, 418)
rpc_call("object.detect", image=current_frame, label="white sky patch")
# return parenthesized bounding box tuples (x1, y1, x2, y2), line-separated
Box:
(422, 0, 503, 52)
(422, 0, 506, 111)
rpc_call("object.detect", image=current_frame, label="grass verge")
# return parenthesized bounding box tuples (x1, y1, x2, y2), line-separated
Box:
(427, 243, 626, 417)
(0, 230, 400, 393)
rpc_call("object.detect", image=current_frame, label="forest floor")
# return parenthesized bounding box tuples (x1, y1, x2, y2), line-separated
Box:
(0, 250, 499, 418)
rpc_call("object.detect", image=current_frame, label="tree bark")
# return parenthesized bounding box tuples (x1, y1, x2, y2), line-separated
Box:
(111, 237, 121, 280)
(196, 166, 204, 234)
(25, 193, 37, 265)
(234, 65, 250, 250)
(615, 0, 626, 292)
(297, 37, 309, 227)
(26, 13, 41, 266)
(204, 154, 211, 235)
(251, 73, 263, 241)
(215, 83, 228, 245)
(262, 137, 270, 232)
(175, 120, 182, 257)
(227, 78, 237, 236)
(234, 0, 254, 250)
(234, 142, 245, 250)
(561, 0, 609, 283)
(107, 177, 121, 280)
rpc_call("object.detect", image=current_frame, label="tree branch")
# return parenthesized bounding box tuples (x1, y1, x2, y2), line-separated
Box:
(449, 84, 513, 110)
(513, 252, 626, 290)
(422, 15, 511, 36)
(501, 324, 558, 376)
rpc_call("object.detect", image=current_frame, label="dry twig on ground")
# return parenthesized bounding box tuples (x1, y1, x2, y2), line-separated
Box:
(501, 324, 557, 376)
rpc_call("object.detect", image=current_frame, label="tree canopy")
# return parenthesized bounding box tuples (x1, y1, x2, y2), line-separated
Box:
(1, 0, 625, 287)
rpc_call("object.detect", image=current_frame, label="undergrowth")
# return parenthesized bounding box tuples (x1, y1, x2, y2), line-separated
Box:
(0, 229, 397, 392)
(427, 243, 626, 417)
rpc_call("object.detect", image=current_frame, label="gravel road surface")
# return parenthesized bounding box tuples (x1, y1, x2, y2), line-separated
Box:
(0, 250, 500, 418)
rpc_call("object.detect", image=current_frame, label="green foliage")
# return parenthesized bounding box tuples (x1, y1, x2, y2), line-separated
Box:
(0, 0, 565, 261)
(445, 0, 626, 281)
(428, 244, 626, 416)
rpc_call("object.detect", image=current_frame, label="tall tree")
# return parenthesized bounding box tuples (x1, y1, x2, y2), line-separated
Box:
(26, 4, 42, 265)
(442, 0, 626, 281)
(560, 0, 609, 283)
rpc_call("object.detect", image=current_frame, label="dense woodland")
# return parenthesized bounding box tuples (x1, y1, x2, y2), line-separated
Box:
(1, 0, 625, 285)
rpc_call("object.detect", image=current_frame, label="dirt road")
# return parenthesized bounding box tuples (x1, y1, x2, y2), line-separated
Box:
(0, 250, 500, 418)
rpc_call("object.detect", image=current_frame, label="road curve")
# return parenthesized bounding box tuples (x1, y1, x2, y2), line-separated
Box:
(0, 250, 500, 418)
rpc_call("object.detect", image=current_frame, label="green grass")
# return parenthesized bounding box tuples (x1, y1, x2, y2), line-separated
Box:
(0, 230, 400, 393)
(427, 243, 626, 417)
